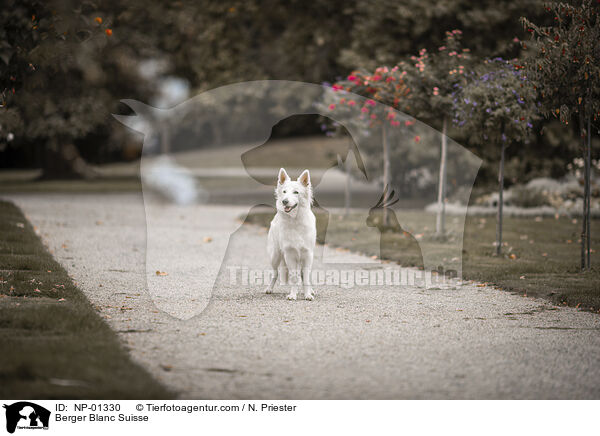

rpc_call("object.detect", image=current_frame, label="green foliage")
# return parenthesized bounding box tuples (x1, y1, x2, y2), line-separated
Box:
(339, 0, 546, 70)
(111, 0, 355, 89)
(0, 0, 115, 140)
(521, 0, 600, 125)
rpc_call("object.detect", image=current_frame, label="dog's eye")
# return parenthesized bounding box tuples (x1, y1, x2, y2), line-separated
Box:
(283, 190, 287, 193)
(293, 191, 298, 194)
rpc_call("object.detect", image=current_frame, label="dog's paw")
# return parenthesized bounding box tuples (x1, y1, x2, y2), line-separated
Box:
(286, 293, 297, 301)
(304, 292, 314, 301)
(265, 288, 273, 294)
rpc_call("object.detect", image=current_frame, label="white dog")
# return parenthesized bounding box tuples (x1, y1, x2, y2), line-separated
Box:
(265, 168, 316, 300)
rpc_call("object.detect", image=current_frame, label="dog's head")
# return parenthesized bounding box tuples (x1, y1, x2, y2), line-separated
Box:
(275, 168, 313, 217)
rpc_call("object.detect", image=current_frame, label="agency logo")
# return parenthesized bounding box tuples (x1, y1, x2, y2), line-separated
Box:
(3, 402, 50, 434)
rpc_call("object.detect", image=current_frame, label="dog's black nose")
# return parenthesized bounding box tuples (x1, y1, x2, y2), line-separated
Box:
(282, 199, 289, 205)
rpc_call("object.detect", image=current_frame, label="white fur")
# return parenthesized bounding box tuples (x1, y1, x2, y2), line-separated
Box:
(265, 168, 316, 300)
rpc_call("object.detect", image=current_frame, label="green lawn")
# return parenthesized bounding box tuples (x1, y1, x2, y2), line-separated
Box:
(244, 209, 600, 313)
(0, 200, 173, 399)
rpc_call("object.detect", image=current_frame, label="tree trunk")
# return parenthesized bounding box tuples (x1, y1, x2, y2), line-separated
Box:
(580, 112, 587, 271)
(436, 116, 448, 236)
(586, 114, 592, 269)
(344, 137, 352, 215)
(40, 137, 98, 180)
(496, 142, 507, 256)
(382, 124, 391, 226)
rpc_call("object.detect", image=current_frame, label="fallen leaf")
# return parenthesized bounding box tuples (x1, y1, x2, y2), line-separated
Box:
(541, 253, 548, 257)
(520, 276, 526, 280)
(155, 270, 168, 276)
(203, 237, 213, 243)
(160, 364, 173, 372)
(58, 298, 65, 301)
(34, 288, 41, 293)
(509, 253, 517, 260)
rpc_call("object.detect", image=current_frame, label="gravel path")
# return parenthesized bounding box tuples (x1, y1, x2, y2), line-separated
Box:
(6, 193, 600, 399)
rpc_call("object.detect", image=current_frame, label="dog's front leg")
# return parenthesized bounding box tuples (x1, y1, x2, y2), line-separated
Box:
(301, 251, 314, 301)
(265, 250, 282, 294)
(283, 249, 300, 300)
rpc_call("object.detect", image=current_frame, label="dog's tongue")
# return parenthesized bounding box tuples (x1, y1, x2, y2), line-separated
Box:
(284, 206, 292, 213)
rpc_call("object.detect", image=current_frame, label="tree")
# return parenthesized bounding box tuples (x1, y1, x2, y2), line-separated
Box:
(327, 66, 411, 225)
(521, 0, 600, 270)
(0, 0, 149, 178)
(400, 30, 472, 235)
(456, 58, 539, 255)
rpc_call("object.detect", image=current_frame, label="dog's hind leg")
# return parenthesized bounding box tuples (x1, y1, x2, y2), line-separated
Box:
(265, 249, 282, 294)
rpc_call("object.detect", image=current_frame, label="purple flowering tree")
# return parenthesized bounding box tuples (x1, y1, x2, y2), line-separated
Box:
(457, 59, 539, 255)
(521, 0, 600, 270)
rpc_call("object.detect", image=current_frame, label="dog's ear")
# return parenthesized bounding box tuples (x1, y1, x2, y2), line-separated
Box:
(298, 169, 311, 187)
(278, 168, 289, 185)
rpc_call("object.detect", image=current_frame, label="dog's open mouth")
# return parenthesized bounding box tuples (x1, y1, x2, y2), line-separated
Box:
(283, 204, 297, 213)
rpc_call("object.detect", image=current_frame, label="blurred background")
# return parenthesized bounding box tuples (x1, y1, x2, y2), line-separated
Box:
(1, 0, 596, 201)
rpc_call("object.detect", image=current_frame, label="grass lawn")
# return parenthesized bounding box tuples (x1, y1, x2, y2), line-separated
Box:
(0, 200, 173, 399)
(244, 209, 600, 313)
